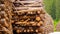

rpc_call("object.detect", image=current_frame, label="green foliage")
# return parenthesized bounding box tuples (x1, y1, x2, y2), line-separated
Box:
(44, 0, 53, 14)
(56, 0, 60, 20)
(54, 20, 59, 31)
(44, 0, 60, 20)
(50, 0, 56, 19)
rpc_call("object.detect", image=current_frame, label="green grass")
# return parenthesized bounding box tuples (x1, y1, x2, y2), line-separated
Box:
(54, 20, 59, 31)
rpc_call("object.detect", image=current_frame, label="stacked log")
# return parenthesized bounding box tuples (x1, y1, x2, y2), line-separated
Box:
(0, 0, 54, 34)
(10, 0, 54, 34)
(0, 0, 13, 34)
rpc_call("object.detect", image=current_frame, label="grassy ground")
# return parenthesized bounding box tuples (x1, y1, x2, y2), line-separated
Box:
(54, 20, 59, 31)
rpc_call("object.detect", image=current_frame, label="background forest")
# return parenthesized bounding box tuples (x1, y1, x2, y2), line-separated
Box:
(44, 0, 60, 31)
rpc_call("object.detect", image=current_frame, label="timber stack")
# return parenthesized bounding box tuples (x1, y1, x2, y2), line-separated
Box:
(0, 0, 54, 34)
(0, 0, 13, 34)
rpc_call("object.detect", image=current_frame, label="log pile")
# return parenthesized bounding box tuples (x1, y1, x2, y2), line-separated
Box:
(0, 0, 13, 34)
(0, 0, 54, 34)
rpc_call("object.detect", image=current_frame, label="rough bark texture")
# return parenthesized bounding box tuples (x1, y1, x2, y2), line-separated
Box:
(0, 0, 54, 34)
